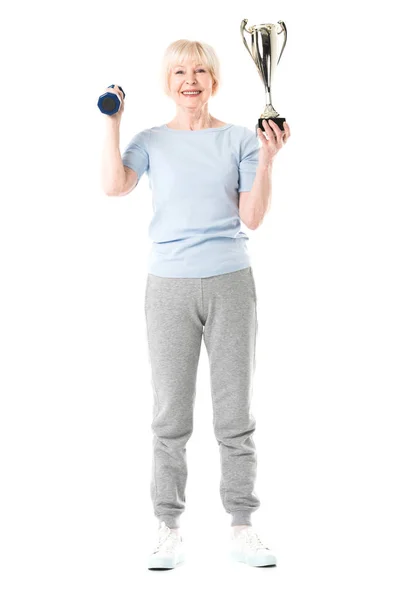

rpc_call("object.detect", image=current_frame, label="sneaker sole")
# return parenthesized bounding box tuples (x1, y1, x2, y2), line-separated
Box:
(230, 549, 277, 567)
(148, 552, 185, 570)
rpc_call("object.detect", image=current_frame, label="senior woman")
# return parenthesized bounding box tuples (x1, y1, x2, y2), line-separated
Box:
(102, 39, 290, 570)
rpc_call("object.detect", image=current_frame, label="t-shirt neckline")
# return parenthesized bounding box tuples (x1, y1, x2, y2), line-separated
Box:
(161, 123, 233, 132)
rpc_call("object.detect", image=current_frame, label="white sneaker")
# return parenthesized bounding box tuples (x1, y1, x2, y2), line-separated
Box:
(230, 526, 277, 567)
(148, 521, 185, 570)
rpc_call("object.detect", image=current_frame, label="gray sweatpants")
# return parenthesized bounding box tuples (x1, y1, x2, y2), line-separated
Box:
(144, 266, 260, 529)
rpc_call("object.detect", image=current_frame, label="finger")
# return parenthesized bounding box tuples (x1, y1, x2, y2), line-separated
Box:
(269, 119, 287, 143)
(260, 121, 273, 137)
(109, 86, 123, 102)
(265, 120, 282, 145)
(257, 127, 268, 142)
(267, 119, 282, 137)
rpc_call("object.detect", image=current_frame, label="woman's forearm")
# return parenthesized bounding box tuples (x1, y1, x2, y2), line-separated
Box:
(242, 162, 273, 229)
(101, 120, 126, 195)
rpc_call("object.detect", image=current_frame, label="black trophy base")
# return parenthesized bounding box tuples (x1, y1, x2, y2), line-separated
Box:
(257, 117, 286, 135)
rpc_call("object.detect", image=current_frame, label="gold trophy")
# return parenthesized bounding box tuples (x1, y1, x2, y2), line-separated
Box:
(240, 19, 287, 134)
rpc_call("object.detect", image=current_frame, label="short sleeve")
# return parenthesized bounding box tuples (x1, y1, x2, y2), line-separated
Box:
(121, 129, 149, 183)
(238, 127, 260, 192)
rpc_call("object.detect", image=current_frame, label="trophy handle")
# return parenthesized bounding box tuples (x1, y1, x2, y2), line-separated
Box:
(240, 18, 265, 87)
(276, 20, 287, 66)
(240, 19, 254, 62)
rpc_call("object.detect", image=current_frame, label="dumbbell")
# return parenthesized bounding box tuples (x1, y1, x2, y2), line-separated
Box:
(97, 85, 125, 116)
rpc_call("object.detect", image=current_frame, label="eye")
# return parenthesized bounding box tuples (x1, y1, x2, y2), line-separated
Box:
(175, 69, 205, 74)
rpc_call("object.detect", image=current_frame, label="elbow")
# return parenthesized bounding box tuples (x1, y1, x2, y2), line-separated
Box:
(240, 211, 256, 230)
(249, 216, 266, 231)
(240, 211, 266, 230)
(250, 206, 271, 230)
(104, 187, 121, 197)
(247, 218, 260, 230)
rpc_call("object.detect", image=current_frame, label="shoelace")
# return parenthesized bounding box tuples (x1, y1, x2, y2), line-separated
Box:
(239, 529, 269, 551)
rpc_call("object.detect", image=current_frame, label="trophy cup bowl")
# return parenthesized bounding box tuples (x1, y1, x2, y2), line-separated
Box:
(240, 19, 287, 135)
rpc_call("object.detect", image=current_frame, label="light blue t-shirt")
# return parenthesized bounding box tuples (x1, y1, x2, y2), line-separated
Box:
(121, 123, 260, 278)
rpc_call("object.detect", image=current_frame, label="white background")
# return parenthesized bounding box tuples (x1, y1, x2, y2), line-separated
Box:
(1, 0, 399, 598)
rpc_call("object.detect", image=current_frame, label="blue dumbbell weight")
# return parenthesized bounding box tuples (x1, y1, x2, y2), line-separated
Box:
(97, 85, 125, 116)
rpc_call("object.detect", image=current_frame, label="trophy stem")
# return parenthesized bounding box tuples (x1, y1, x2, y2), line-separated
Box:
(261, 93, 279, 119)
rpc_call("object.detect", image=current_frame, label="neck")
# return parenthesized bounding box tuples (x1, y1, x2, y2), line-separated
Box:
(169, 109, 215, 131)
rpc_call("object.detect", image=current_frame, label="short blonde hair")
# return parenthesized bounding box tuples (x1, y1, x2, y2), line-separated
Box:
(161, 39, 221, 98)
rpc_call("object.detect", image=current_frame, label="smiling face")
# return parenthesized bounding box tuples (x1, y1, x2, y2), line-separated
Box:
(168, 59, 216, 108)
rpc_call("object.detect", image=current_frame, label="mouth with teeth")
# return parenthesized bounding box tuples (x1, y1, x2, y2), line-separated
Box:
(182, 91, 202, 96)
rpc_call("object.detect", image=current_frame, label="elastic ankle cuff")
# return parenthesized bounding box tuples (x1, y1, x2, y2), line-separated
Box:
(231, 510, 252, 526)
(158, 514, 181, 529)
